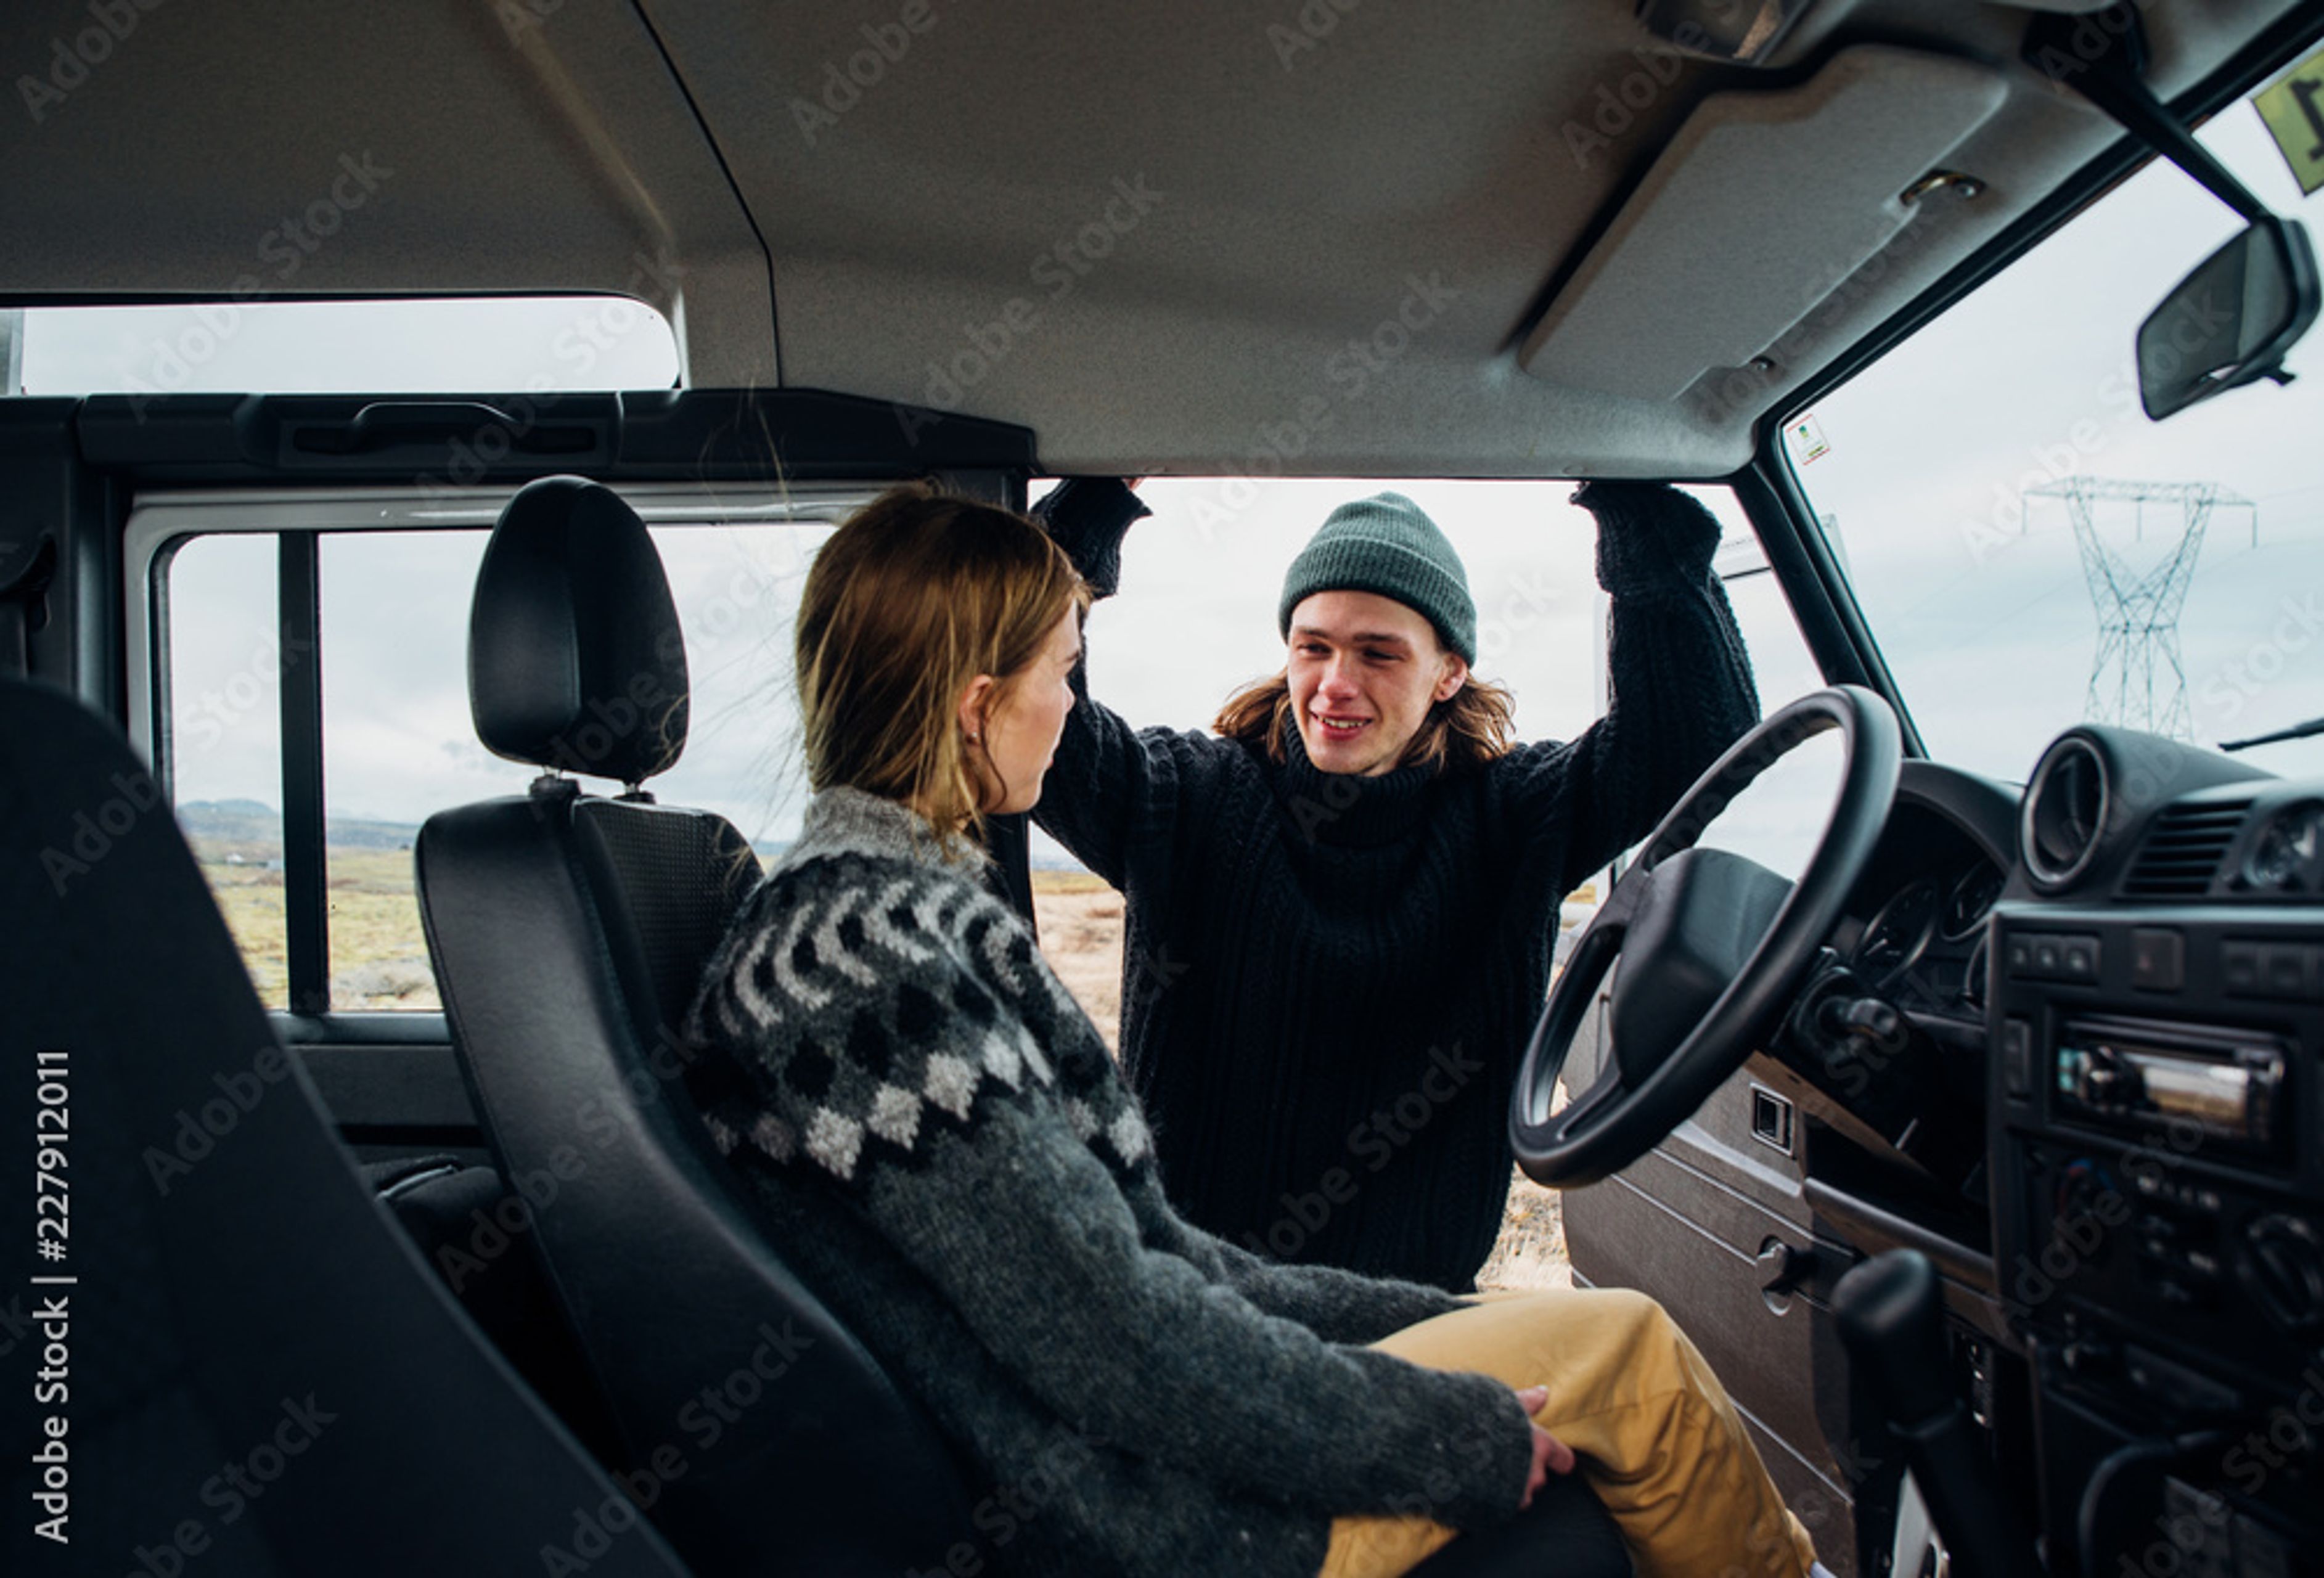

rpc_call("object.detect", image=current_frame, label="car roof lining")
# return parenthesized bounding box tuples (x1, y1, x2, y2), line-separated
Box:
(0, 0, 2307, 477)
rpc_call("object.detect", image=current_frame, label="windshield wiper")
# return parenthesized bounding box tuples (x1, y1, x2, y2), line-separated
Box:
(2220, 714, 2324, 752)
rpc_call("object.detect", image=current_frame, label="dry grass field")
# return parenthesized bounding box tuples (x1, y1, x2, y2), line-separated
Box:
(201, 847, 1565, 1289)
(200, 846, 442, 1011)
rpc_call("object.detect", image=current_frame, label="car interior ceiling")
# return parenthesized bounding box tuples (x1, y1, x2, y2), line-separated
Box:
(3, 1, 2323, 1575)
(0, 1, 2307, 475)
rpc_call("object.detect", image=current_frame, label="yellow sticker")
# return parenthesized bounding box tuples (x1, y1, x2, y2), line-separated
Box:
(2252, 44, 2324, 197)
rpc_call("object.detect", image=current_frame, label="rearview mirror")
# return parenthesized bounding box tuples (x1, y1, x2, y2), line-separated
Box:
(2137, 215, 2320, 420)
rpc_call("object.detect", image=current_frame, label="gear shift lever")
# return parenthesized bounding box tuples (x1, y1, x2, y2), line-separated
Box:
(1833, 1250, 2045, 1578)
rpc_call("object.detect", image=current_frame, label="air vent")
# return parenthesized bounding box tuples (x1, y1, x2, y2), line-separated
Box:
(2023, 736, 2110, 890)
(2122, 799, 2252, 898)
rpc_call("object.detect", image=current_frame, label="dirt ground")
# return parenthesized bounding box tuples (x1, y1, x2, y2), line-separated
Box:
(1030, 872, 1569, 1293)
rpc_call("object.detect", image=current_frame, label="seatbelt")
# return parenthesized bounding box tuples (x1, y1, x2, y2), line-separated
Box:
(0, 536, 56, 681)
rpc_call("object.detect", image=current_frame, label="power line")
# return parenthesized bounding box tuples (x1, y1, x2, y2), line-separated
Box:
(2023, 477, 2257, 740)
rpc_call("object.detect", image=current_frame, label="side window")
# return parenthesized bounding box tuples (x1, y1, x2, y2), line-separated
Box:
(1676, 483, 1841, 882)
(157, 500, 838, 1012)
(165, 534, 290, 1004)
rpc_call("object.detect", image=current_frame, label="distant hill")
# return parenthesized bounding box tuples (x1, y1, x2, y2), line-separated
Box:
(177, 800, 421, 858)
(175, 801, 1083, 871)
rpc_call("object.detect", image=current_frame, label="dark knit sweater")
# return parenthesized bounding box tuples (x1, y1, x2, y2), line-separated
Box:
(1032, 481, 1759, 1291)
(682, 788, 1537, 1578)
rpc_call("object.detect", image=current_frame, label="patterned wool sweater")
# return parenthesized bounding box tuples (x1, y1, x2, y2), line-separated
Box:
(682, 787, 1537, 1578)
(1031, 480, 1760, 1290)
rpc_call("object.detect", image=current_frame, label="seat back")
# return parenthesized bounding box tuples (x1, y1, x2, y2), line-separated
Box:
(0, 676, 692, 1578)
(417, 477, 978, 1576)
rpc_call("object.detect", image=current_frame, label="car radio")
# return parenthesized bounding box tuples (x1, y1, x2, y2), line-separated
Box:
(2052, 1016, 2287, 1156)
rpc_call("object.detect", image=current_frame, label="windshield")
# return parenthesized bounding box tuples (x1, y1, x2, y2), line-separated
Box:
(1788, 80, 2324, 784)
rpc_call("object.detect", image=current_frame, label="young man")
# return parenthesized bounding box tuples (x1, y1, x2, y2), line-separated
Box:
(1031, 480, 1758, 1291)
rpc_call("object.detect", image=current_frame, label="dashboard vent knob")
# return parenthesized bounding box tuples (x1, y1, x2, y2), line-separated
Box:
(2022, 736, 2111, 890)
(2242, 1216, 2324, 1335)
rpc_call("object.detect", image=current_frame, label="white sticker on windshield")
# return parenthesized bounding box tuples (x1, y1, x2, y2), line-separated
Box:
(1785, 412, 1831, 465)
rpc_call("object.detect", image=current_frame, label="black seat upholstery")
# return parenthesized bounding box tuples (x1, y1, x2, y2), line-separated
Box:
(416, 477, 980, 1577)
(363, 1154, 629, 1470)
(0, 676, 692, 1578)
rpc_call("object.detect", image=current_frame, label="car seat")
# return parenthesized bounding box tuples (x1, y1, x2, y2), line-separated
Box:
(0, 675, 693, 1578)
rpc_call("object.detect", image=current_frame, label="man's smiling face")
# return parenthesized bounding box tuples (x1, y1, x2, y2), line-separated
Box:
(1285, 589, 1469, 775)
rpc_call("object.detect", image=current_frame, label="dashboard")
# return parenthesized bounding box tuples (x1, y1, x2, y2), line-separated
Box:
(1838, 811, 2010, 1021)
(1775, 726, 2321, 1576)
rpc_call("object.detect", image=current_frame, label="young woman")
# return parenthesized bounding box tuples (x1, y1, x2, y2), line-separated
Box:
(681, 486, 1820, 1578)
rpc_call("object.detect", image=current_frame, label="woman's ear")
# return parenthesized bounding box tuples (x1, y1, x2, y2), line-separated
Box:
(1433, 654, 1470, 705)
(956, 674, 998, 743)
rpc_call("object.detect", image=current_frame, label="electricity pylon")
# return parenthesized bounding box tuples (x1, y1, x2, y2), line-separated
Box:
(2023, 477, 2255, 740)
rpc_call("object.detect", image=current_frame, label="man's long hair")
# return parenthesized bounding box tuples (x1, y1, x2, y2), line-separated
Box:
(1212, 669, 1518, 772)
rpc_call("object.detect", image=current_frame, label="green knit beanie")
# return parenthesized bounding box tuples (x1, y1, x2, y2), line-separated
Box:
(1277, 492, 1476, 663)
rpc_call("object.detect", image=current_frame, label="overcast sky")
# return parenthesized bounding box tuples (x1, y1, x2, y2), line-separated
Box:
(25, 98, 2324, 870)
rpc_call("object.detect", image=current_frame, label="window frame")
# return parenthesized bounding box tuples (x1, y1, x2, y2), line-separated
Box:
(1746, 6, 2324, 769)
(126, 480, 881, 1026)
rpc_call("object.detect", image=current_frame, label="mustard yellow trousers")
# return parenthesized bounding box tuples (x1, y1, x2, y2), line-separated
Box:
(1321, 1288, 1818, 1578)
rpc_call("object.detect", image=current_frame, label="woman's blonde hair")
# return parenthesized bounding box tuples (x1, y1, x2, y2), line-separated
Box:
(796, 484, 1087, 837)
(1213, 669, 1517, 773)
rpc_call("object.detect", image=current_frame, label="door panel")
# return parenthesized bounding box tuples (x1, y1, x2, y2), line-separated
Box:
(1565, 1013, 1864, 1573)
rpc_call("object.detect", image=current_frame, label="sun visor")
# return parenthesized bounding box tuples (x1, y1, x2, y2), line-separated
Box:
(1521, 45, 2007, 402)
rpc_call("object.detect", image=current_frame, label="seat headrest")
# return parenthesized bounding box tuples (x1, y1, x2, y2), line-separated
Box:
(469, 476, 689, 785)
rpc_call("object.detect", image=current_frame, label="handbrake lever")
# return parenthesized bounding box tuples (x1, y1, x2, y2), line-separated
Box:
(1833, 1249, 2045, 1578)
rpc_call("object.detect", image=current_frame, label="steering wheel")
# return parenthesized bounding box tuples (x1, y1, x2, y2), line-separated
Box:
(1510, 685, 1902, 1186)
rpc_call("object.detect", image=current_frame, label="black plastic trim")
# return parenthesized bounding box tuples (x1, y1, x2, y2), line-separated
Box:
(1729, 458, 1930, 759)
(73, 388, 1036, 486)
(279, 531, 328, 1015)
(1805, 1177, 2010, 1339)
